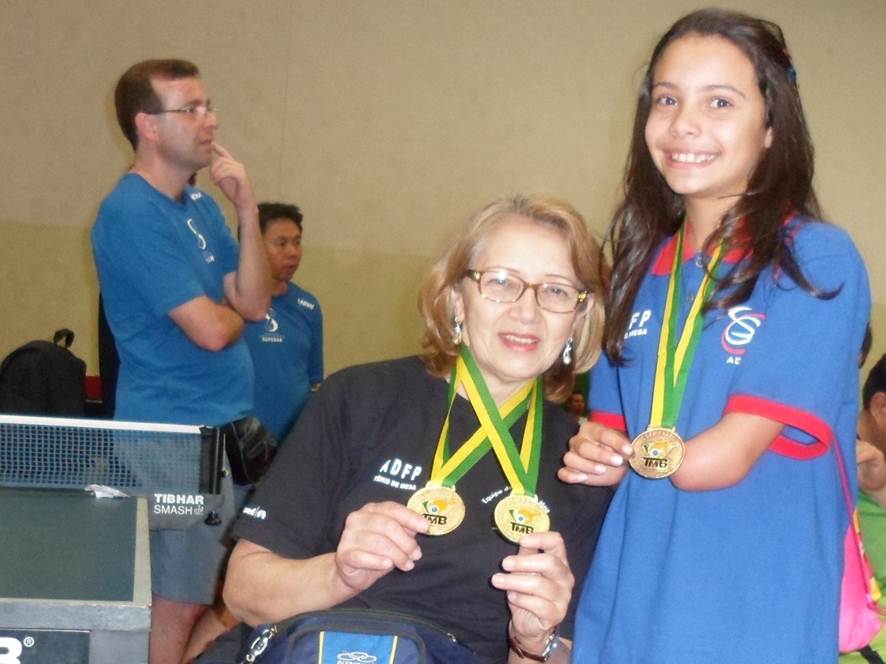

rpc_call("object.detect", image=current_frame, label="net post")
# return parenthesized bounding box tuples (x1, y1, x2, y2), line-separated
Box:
(199, 426, 224, 495)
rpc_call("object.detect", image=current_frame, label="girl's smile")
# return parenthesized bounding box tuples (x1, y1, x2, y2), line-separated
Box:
(645, 34, 773, 221)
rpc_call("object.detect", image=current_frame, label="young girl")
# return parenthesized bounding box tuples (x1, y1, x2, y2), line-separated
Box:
(560, 9, 870, 662)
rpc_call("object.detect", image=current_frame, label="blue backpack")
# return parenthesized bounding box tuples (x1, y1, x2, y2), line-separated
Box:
(236, 609, 478, 664)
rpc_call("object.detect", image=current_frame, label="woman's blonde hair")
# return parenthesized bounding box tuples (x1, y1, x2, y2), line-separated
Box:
(419, 194, 606, 402)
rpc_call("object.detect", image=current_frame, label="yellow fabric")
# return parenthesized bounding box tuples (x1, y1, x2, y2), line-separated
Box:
(429, 372, 531, 483)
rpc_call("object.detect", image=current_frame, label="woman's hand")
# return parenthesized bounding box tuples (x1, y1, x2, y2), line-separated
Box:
(334, 501, 429, 594)
(558, 420, 632, 487)
(492, 531, 573, 654)
(225, 503, 428, 625)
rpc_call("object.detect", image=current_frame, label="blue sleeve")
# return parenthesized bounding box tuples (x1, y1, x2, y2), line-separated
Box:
(93, 199, 204, 317)
(725, 222, 870, 456)
(309, 301, 324, 384)
(588, 352, 626, 433)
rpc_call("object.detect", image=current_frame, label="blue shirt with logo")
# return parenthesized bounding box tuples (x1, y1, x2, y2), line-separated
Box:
(573, 219, 870, 663)
(244, 283, 323, 441)
(92, 173, 254, 426)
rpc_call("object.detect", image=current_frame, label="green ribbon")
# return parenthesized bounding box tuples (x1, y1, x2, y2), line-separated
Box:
(651, 224, 724, 429)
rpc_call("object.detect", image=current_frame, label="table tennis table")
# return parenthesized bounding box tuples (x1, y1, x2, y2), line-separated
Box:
(0, 488, 150, 664)
(0, 413, 227, 663)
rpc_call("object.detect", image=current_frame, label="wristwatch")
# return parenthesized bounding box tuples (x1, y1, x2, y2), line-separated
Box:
(509, 626, 560, 661)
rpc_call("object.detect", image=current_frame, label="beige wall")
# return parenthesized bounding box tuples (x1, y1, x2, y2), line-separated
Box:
(1, 0, 884, 380)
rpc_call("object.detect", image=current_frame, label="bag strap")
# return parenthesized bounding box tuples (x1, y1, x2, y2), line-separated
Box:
(834, 441, 886, 617)
(859, 645, 886, 664)
(834, 440, 857, 519)
(53, 328, 75, 348)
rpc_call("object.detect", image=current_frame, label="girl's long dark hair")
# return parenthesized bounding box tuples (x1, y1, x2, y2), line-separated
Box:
(605, 8, 828, 362)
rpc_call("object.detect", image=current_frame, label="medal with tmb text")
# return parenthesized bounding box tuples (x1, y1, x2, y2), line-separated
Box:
(630, 427, 685, 479)
(493, 493, 550, 542)
(456, 348, 550, 543)
(630, 225, 723, 479)
(407, 348, 538, 537)
(406, 484, 465, 535)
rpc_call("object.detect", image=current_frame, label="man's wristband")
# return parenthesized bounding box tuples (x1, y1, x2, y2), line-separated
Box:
(508, 625, 560, 661)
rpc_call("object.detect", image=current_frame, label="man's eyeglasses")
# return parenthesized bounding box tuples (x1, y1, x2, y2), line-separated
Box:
(148, 104, 217, 118)
(464, 269, 588, 313)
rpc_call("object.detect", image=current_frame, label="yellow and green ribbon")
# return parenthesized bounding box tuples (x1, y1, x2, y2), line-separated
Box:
(428, 346, 543, 496)
(649, 225, 724, 429)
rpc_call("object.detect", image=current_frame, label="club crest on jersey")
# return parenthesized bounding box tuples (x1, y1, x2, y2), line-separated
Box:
(372, 457, 423, 491)
(185, 217, 215, 263)
(264, 309, 279, 333)
(260, 308, 283, 343)
(721, 305, 765, 364)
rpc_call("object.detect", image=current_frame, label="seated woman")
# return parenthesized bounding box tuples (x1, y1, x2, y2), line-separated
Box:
(223, 194, 613, 663)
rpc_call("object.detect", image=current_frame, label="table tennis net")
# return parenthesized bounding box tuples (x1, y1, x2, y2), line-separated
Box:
(0, 414, 222, 494)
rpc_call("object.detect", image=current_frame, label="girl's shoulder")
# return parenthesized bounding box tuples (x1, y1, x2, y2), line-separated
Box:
(777, 217, 869, 298)
(784, 216, 859, 256)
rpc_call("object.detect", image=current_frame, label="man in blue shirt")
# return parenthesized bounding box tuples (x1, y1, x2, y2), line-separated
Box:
(91, 59, 269, 664)
(185, 203, 324, 660)
(244, 202, 323, 442)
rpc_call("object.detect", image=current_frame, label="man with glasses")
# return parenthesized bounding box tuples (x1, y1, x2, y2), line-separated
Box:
(91, 59, 269, 664)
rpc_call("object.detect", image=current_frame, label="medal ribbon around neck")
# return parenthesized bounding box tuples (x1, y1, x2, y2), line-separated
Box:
(453, 346, 543, 497)
(455, 348, 551, 543)
(629, 224, 725, 479)
(412, 346, 548, 539)
(428, 353, 534, 489)
(650, 223, 724, 429)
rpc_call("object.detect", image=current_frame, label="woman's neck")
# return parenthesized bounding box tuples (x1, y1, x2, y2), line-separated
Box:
(448, 372, 529, 408)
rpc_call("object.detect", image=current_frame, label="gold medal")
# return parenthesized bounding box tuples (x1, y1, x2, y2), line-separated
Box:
(629, 427, 685, 479)
(493, 493, 550, 543)
(414, 349, 544, 540)
(407, 484, 465, 535)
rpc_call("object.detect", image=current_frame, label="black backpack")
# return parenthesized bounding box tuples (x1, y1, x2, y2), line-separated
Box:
(0, 328, 86, 416)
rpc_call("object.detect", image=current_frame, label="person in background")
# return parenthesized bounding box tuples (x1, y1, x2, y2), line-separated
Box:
(844, 353, 886, 664)
(565, 391, 588, 424)
(244, 202, 323, 443)
(857, 356, 886, 512)
(182, 202, 324, 662)
(91, 59, 269, 664)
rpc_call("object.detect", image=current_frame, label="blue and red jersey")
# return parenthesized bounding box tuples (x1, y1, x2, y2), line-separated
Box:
(573, 218, 870, 663)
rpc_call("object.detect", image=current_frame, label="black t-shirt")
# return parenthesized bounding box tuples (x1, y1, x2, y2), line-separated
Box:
(233, 356, 612, 663)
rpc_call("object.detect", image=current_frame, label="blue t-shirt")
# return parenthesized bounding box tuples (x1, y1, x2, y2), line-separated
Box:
(573, 219, 870, 663)
(91, 173, 254, 426)
(244, 283, 323, 441)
